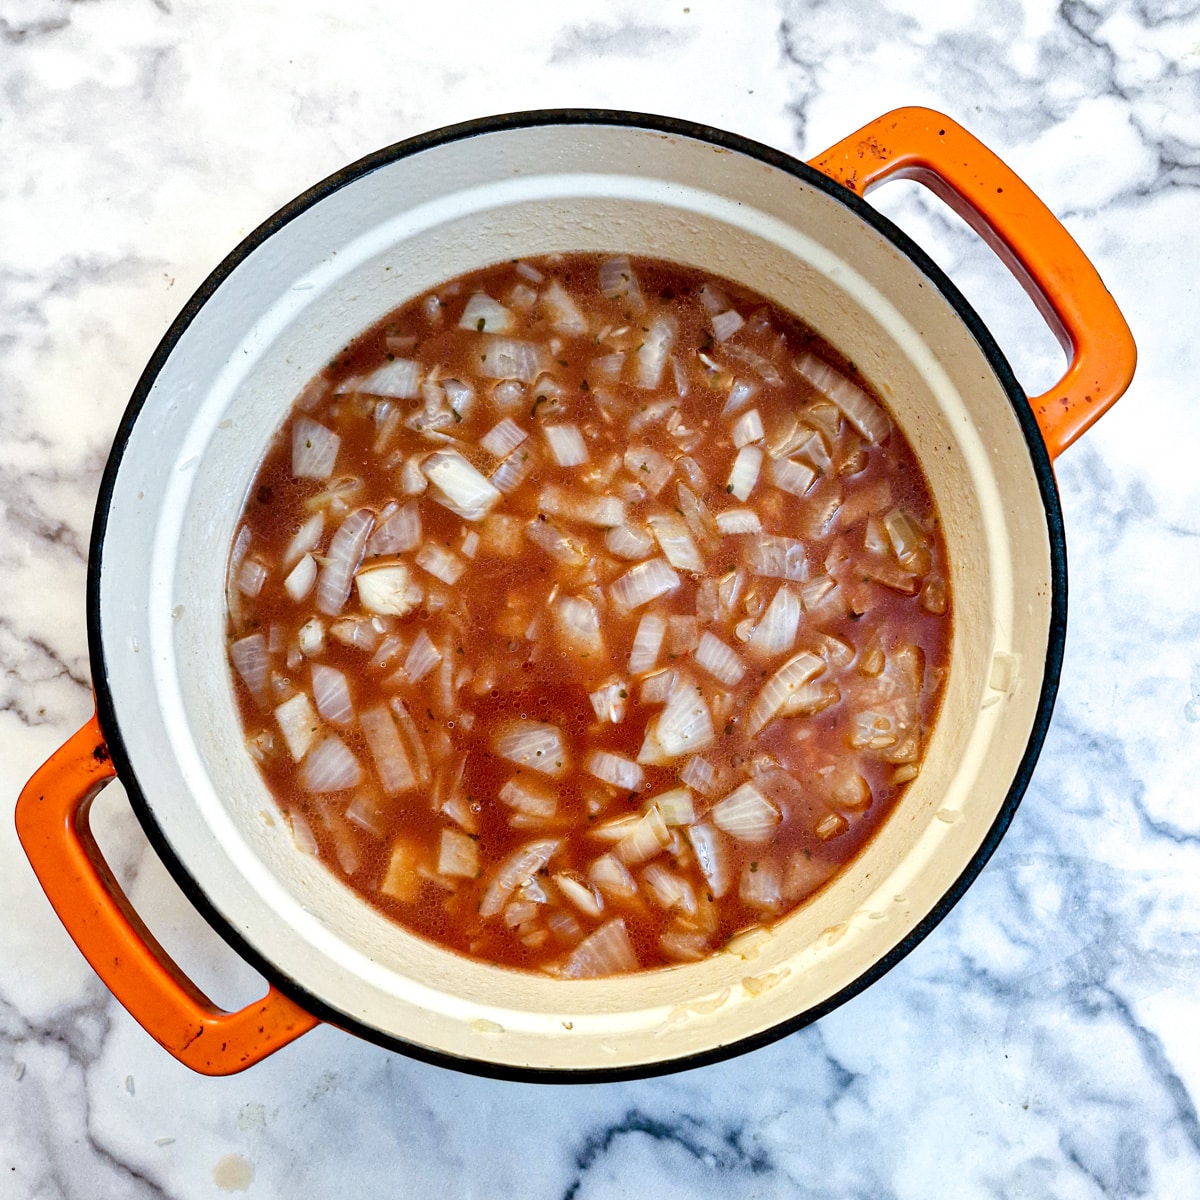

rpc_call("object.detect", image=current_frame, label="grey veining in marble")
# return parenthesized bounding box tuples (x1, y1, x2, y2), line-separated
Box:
(3, 0, 1199, 1196)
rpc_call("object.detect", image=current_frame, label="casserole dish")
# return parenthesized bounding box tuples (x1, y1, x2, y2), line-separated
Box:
(16, 107, 1135, 1078)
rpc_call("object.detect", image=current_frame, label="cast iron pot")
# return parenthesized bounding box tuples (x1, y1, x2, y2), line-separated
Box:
(17, 108, 1135, 1078)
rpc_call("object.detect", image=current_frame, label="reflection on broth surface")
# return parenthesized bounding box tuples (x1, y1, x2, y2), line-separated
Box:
(226, 253, 951, 976)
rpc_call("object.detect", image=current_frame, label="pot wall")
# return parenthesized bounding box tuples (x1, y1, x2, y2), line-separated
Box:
(93, 119, 1055, 1073)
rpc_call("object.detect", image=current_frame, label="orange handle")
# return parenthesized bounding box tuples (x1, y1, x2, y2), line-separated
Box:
(809, 106, 1136, 459)
(15, 712, 319, 1075)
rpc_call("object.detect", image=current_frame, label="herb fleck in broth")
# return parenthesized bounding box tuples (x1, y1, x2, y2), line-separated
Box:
(226, 254, 952, 976)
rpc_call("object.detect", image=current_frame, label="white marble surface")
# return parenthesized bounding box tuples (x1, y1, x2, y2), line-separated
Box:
(2, 0, 1197, 1195)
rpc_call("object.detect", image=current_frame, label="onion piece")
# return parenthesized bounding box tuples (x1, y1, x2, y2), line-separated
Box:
(355, 561, 423, 616)
(422, 449, 502, 521)
(623, 445, 673, 496)
(544, 279, 588, 335)
(402, 629, 442, 683)
(628, 611, 666, 674)
(297, 618, 324, 657)
(599, 256, 642, 304)
(610, 558, 680, 612)
(585, 750, 644, 791)
(694, 631, 745, 686)
(647, 513, 703, 572)
(292, 417, 341, 480)
(726, 445, 762, 501)
(750, 584, 801, 658)
(794, 352, 890, 444)
(740, 859, 784, 911)
(731, 409, 764, 449)
(437, 829, 479, 879)
(480, 417, 528, 458)
(745, 533, 808, 582)
(366, 502, 421, 556)
(415, 542, 466, 586)
(230, 633, 269, 702)
(588, 854, 638, 899)
(711, 309, 744, 342)
(554, 872, 605, 918)
(543, 423, 589, 467)
(300, 734, 362, 792)
(680, 755, 718, 797)
(687, 823, 733, 898)
(558, 918, 637, 979)
(746, 651, 826, 736)
(644, 864, 697, 913)
(720, 379, 757, 419)
(459, 292, 515, 334)
(499, 777, 557, 820)
(525, 516, 589, 566)
(655, 676, 716, 758)
(639, 668, 677, 706)
(480, 838, 562, 917)
(715, 507, 761, 535)
(274, 692, 319, 761)
(615, 805, 670, 865)
(711, 782, 781, 841)
(724, 343, 784, 386)
(490, 446, 538, 494)
(284, 554, 318, 602)
(553, 595, 604, 657)
(311, 663, 353, 726)
(359, 705, 416, 795)
(589, 680, 629, 724)
(652, 788, 695, 826)
(283, 512, 325, 570)
(478, 336, 544, 383)
(605, 523, 654, 560)
(316, 509, 374, 616)
(772, 457, 817, 497)
(634, 317, 675, 389)
(495, 721, 568, 777)
(537, 484, 624, 528)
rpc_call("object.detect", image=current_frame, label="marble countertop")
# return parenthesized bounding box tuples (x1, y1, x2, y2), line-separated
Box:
(3, 1, 1198, 1195)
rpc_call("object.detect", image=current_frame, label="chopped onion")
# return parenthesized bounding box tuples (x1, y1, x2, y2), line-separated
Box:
(647, 513, 703, 572)
(635, 317, 675, 389)
(599, 256, 641, 303)
(495, 721, 568, 777)
(390, 698, 431, 787)
(366, 502, 421, 556)
(438, 829, 479, 878)
(656, 676, 716, 758)
(297, 618, 324, 657)
(544, 280, 587, 334)
(652, 788, 695, 826)
(726, 445, 762, 501)
(480, 417, 528, 458)
(543, 423, 589, 467)
(750, 584, 801, 658)
(230, 633, 269, 701)
(358, 358, 423, 399)
(478, 336, 543, 382)
(680, 755, 718, 797)
(628, 611, 666, 674)
(794, 352, 890, 444)
(687, 823, 733, 898)
(359, 705, 416, 794)
(525, 516, 589, 566)
(772, 457, 817, 497)
(292, 417, 341, 479)
(300, 734, 362, 792)
(559, 918, 637, 979)
(237, 558, 267, 597)
(403, 629, 442, 683)
(459, 292, 515, 335)
(274, 692, 319, 761)
(644, 864, 697, 912)
(490, 446, 538, 494)
(316, 508, 374, 616)
(694, 631, 745, 686)
(289, 812, 319, 856)
(640, 668, 677, 706)
(740, 859, 783, 911)
(623, 445, 672, 496)
(422, 449, 502, 521)
(284, 554, 318, 602)
(415, 542, 466, 586)
(615, 805, 671, 865)
(480, 838, 562, 917)
(779, 679, 840, 717)
(499, 777, 557, 819)
(588, 853, 637, 899)
(745, 534, 808, 582)
(331, 616, 380, 652)
(711, 782, 781, 841)
(554, 595, 604, 656)
(283, 512, 325, 570)
(355, 561, 423, 616)
(589, 680, 629, 724)
(724, 343, 784, 386)
(746, 651, 826, 736)
(537, 484, 624, 528)
(400, 456, 428, 495)
(380, 838, 422, 901)
(345, 791, 389, 838)
(311, 663, 353, 726)
(605, 523, 654, 560)
(715, 507, 761, 535)
(443, 378, 475, 421)
(711, 309, 744, 342)
(731, 408, 764, 447)
(720, 379, 757, 419)
(554, 872, 605, 918)
(585, 750, 644, 791)
(610, 558, 680, 611)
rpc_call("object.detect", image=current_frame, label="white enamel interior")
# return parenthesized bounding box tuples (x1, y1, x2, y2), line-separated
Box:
(95, 120, 1054, 1073)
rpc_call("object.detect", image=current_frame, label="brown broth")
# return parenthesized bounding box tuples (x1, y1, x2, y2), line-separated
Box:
(226, 254, 952, 975)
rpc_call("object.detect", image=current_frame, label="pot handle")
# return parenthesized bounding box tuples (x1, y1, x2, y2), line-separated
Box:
(808, 106, 1136, 459)
(15, 711, 320, 1075)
